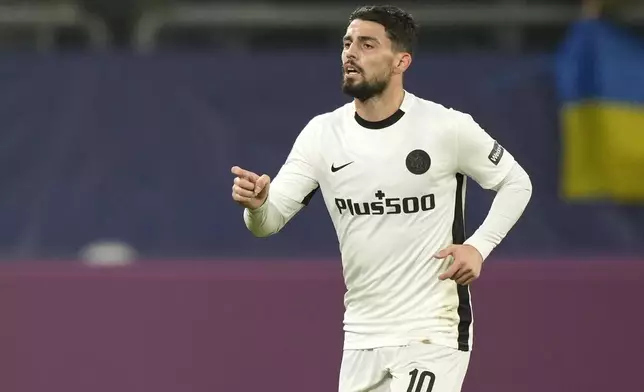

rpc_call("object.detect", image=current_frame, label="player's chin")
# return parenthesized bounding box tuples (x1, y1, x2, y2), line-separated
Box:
(343, 73, 362, 82)
(342, 78, 363, 92)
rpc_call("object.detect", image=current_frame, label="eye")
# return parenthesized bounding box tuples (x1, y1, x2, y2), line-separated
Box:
(343, 42, 351, 49)
(363, 43, 374, 49)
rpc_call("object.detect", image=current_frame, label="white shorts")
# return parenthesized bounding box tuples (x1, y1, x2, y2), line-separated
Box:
(338, 342, 471, 392)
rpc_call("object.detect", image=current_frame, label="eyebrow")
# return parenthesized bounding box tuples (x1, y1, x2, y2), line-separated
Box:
(343, 35, 380, 44)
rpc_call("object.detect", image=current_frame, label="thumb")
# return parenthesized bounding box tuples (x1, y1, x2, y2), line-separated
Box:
(435, 245, 457, 259)
(254, 174, 271, 196)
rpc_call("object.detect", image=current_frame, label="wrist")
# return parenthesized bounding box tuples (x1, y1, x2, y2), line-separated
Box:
(247, 194, 269, 213)
(463, 238, 492, 261)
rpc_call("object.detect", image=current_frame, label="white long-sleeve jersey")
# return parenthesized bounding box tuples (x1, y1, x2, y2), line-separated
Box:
(243, 91, 532, 352)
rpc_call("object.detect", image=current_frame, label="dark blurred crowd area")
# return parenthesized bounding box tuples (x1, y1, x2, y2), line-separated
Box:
(0, 0, 642, 261)
(0, 0, 641, 53)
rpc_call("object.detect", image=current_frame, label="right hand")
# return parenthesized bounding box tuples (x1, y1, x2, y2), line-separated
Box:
(231, 166, 271, 210)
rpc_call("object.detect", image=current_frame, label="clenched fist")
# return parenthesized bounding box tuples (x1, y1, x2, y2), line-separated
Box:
(231, 166, 271, 210)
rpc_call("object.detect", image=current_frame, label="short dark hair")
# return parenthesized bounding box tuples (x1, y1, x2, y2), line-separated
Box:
(348, 5, 419, 54)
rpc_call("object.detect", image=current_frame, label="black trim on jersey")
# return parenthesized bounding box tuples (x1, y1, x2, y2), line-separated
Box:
(452, 173, 472, 352)
(354, 109, 405, 129)
(301, 186, 319, 206)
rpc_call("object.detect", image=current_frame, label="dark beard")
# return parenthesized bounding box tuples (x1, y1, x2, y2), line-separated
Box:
(342, 75, 388, 102)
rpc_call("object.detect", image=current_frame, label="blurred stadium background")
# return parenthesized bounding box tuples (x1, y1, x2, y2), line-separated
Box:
(0, 0, 643, 391)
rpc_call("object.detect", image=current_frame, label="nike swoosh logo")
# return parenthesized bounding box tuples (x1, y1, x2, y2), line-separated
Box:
(331, 161, 354, 172)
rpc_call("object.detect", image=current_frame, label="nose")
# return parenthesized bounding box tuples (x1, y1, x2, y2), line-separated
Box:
(344, 42, 358, 60)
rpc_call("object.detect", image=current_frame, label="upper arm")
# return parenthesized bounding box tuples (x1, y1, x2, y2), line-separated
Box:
(454, 112, 515, 190)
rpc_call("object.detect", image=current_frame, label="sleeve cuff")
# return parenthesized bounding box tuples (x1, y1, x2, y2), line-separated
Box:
(245, 196, 269, 216)
(463, 236, 495, 261)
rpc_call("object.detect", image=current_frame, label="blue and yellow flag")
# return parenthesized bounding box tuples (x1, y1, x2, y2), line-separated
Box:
(555, 19, 644, 202)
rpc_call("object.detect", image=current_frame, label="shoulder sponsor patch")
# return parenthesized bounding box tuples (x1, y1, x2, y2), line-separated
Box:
(488, 141, 504, 165)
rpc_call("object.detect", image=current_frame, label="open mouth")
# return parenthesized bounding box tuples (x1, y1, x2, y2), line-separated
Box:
(345, 65, 360, 75)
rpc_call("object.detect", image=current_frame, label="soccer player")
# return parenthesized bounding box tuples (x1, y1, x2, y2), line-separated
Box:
(231, 5, 532, 392)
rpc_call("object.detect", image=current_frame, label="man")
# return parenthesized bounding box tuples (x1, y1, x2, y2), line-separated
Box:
(231, 5, 532, 392)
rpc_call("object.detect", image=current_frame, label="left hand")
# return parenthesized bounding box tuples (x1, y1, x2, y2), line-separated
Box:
(434, 245, 483, 285)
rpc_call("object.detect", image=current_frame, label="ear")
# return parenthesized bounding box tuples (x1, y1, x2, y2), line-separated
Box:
(393, 52, 412, 74)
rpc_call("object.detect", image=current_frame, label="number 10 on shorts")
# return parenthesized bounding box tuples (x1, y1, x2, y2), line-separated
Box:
(406, 369, 436, 392)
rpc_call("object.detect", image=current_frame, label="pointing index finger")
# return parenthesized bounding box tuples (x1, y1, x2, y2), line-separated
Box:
(231, 166, 259, 182)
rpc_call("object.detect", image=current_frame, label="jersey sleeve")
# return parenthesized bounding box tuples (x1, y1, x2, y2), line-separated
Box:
(454, 112, 515, 189)
(463, 162, 533, 260)
(244, 117, 320, 236)
(270, 118, 321, 215)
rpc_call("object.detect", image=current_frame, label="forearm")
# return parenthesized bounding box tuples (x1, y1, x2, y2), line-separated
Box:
(243, 200, 286, 237)
(464, 162, 532, 260)
(243, 190, 303, 237)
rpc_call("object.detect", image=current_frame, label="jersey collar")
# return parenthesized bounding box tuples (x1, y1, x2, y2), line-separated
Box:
(353, 90, 413, 130)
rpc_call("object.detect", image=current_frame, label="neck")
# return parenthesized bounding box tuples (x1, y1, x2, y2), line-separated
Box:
(354, 83, 405, 122)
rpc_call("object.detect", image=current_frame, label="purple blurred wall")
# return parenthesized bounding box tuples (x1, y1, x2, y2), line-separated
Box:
(1, 259, 642, 392)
